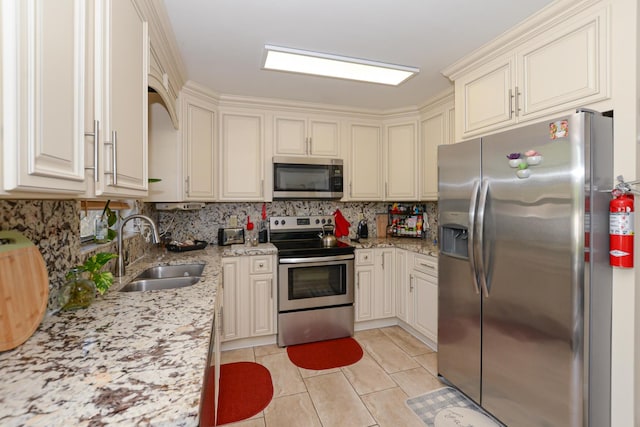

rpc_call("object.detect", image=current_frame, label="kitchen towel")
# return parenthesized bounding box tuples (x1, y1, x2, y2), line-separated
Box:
(333, 209, 350, 238)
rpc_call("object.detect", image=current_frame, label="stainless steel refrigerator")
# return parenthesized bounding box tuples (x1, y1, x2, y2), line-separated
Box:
(437, 110, 612, 427)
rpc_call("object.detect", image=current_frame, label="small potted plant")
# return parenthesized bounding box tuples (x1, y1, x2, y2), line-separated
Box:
(60, 252, 118, 310)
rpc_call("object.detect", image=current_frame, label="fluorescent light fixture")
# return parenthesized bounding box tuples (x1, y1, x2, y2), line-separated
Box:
(263, 45, 419, 86)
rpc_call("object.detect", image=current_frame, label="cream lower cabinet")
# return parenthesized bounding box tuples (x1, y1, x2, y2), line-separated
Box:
(2, 0, 87, 195)
(408, 253, 438, 342)
(219, 112, 265, 201)
(274, 115, 340, 158)
(449, 1, 610, 139)
(395, 249, 410, 323)
(355, 248, 395, 322)
(221, 255, 276, 341)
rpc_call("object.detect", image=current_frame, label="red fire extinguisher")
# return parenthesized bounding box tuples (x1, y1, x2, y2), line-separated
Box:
(610, 190, 634, 268)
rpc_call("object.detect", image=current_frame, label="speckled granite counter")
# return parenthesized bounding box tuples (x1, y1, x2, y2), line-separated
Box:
(346, 237, 439, 257)
(0, 243, 276, 427)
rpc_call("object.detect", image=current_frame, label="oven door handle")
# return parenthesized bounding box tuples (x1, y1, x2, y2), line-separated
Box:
(279, 254, 355, 264)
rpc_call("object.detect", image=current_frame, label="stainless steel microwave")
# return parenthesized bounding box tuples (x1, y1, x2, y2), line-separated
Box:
(273, 156, 344, 200)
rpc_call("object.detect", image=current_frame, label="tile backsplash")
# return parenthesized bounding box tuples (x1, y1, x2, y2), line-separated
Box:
(157, 201, 438, 244)
(0, 199, 437, 310)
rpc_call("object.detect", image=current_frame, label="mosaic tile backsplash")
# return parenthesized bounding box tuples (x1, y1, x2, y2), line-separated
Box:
(157, 201, 438, 244)
(0, 198, 436, 310)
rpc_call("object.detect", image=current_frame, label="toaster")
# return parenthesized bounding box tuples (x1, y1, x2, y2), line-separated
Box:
(218, 227, 244, 246)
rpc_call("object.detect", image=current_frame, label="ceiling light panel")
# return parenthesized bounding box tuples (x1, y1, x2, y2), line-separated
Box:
(263, 45, 419, 86)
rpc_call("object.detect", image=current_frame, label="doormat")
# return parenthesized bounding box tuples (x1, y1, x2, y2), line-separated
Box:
(202, 361, 273, 426)
(406, 387, 503, 427)
(287, 337, 363, 370)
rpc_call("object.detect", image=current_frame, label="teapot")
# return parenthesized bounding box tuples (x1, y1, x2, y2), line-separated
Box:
(320, 224, 338, 248)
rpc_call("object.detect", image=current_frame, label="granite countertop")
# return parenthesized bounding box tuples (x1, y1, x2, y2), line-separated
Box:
(0, 242, 275, 427)
(2, 239, 434, 426)
(345, 237, 439, 257)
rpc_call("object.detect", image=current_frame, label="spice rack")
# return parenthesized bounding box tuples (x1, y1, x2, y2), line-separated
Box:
(387, 204, 427, 238)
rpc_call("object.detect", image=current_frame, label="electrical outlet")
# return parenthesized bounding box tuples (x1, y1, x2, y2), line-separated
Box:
(358, 212, 364, 221)
(229, 215, 238, 227)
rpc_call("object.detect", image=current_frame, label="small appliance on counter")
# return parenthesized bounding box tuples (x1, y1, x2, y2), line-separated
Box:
(217, 227, 244, 246)
(356, 219, 368, 239)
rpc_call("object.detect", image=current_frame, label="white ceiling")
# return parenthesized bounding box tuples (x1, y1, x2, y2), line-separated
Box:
(162, 0, 554, 111)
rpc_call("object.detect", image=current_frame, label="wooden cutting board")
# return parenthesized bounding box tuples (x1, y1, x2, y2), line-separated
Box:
(0, 230, 49, 352)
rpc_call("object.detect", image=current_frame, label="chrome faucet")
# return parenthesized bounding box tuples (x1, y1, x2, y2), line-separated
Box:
(117, 214, 160, 276)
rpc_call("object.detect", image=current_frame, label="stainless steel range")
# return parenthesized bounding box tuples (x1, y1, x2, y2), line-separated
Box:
(270, 215, 355, 347)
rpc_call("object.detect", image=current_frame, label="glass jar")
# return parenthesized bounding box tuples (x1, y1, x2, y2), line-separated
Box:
(59, 268, 96, 311)
(94, 217, 109, 243)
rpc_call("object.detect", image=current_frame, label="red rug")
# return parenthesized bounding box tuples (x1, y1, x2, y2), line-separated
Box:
(287, 337, 364, 370)
(200, 361, 274, 426)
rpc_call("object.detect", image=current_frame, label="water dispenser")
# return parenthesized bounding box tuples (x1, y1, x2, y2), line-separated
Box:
(440, 225, 469, 259)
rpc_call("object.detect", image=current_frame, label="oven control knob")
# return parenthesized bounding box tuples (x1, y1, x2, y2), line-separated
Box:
(315, 219, 320, 224)
(274, 220, 279, 226)
(281, 220, 286, 226)
(321, 219, 326, 224)
(327, 218, 332, 224)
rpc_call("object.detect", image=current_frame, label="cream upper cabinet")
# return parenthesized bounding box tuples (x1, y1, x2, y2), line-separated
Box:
(420, 96, 454, 200)
(1, 0, 87, 195)
(146, 85, 217, 202)
(384, 121, 418, 201)
(219, 111, 264, 200)
(447, 1, 610, 139)
(348, 123, 383, 201)
(181, 89, 216, 201)
(456, 56, 515, 136)
(274, 115, 340, 158)
(89, 0, 149, 197)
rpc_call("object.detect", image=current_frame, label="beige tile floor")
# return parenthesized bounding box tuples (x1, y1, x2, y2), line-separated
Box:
(219, 326, 444, 427)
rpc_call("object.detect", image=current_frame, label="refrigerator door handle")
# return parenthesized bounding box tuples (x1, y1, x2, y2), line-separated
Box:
(475, 179, 490, 298)
(468, 180, 481, 295)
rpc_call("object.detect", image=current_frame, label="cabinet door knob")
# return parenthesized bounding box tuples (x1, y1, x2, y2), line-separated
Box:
(258, 262, 264, 268)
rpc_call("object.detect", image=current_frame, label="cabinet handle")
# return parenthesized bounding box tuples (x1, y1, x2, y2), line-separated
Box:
(410, 274, 414, 292)
(514, 86, 521, 117)
(508, 89, 514, 119)
(220, 306, 224, 335)
(356, 271, 360, 289)
(104, 130, 118, 185)
(261, 179, 264, 197)
(308, 137, 312, 154)
(270, 278, 273, 300)
(419, 262, 435, 270)
(385, 182, 388, 198)
(84, 120, 100, 182)
(258, 262, 264, 268)
(185, 176, 190, 195)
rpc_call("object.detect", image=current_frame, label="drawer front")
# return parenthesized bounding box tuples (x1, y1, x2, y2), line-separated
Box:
(412, 254, 438, 277)
(356, 249, 375, 266)
(250, 256, 273, 274)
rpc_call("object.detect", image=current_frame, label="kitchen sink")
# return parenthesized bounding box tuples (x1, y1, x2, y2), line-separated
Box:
(120, 276, 202, 292)
(119, 263, 206, 292)
(133, 263, 205, 279)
